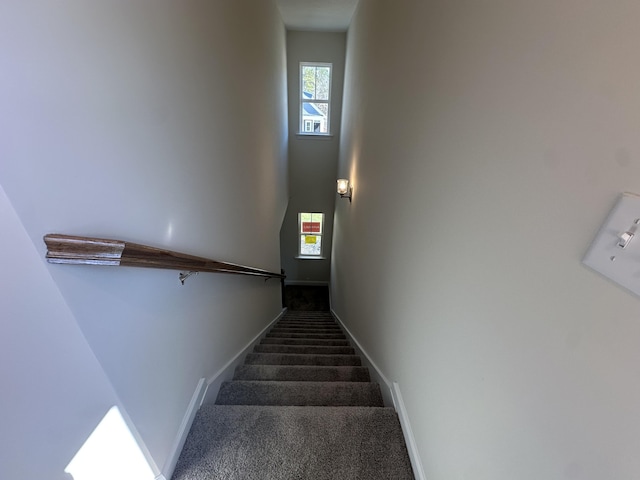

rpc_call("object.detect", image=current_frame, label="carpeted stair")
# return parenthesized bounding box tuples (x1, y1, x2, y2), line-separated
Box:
(171, 311, 415, 480)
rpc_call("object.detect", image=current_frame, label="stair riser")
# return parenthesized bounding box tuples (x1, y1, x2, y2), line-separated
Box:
(274, 323, 341, 327)
(215, 381, 384, 407)
(232, 365, 371, 382)
(270, 328, 343, 335)
(279, 320, 335, 324)
(280, 318, 335, 322)
(266, 332, 346, 339)
(278, 319, 337, 322)
(245, 353, 361, 366)
(275, 323, 340, 328)
(279, 317, 336, 320)
(281, 318, 335, 322)
(260, 338, 350, 346)
(274, 328, 341, 332)
(277, 320, 338, 324)
(254, 345, 355, 355)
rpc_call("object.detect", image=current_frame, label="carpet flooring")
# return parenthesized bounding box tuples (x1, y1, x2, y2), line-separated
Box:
(171, 311, 415, 480)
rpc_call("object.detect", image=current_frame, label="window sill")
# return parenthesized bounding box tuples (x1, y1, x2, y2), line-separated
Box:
(295, 256, 327, 260)
(296, 133, 334, 140)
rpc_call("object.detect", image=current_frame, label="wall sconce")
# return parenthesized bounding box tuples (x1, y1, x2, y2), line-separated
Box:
(337, 179, 352, 202)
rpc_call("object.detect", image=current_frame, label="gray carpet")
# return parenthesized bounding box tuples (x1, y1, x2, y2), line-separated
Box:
(233, 365, 371, 382)
(216, 380, 384, 406)
(171, 311, 415, 480)
(245, 352, 362, 366)
(253, 344, 355, 354)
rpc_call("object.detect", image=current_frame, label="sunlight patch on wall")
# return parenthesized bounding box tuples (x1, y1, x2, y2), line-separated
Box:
(64, 406, 155, 480)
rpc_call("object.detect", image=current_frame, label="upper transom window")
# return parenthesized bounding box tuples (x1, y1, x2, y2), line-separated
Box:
(299, 62, 332, 135)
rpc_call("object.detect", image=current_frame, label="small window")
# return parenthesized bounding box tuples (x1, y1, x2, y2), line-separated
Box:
(304, 119, 314, 132)
(299, 212, 324, 257)
(300, 62, 332, 135)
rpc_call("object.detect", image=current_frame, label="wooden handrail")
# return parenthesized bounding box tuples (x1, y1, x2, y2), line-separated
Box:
(43, 234, 285, 280)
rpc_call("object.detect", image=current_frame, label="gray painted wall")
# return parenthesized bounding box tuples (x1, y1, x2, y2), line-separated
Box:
(0, 1, 288, 476)
(332, 0, 640, 478)
(280, 31, 346, 283)
(0, 185, 121, 480)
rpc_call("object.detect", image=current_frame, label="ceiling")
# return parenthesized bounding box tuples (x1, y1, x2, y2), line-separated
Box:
(274, 0, 360, 31)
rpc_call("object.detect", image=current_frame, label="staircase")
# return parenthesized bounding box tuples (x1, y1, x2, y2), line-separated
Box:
(171, 311, 415, 480)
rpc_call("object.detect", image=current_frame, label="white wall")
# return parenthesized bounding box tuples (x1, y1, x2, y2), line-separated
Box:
(280, 31, 346, 282)
(332, 1, 640, 478)
(0, 0, 288, 475)
(0, 185, 121, 480)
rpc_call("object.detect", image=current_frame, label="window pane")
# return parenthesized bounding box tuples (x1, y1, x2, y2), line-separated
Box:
(300, 212, 312, 224)
(300, 235, 322, 256)
(315, 67, 330, 100)
(301, 102, 328, 133)
(310, 213, 323, 234)
(314, 102, 329, 117)
(302, 66, 316, 99)
(302, 65, 330, 100)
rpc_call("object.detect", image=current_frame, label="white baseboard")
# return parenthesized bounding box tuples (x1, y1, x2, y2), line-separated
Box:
(157, 308, 286, 480)
(391, 382, 427, 480)
(331, 309, 394, 407)
(201, 308, 286, 405)
(331, 309, 426, 480)
(159, 377, 207, 480)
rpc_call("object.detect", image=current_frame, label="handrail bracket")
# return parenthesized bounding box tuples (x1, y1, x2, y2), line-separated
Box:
(179, 271, 198, 285)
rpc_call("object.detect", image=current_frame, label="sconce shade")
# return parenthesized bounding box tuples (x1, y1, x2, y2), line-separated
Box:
(336, 178, 352, 202)
(337, 179, 350, 195)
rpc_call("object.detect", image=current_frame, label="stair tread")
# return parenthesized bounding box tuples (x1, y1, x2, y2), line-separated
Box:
(275, 326, 339, 329)
(278, 318, 337, 321)
(254, 344, 355, 355)
(274, 322, 339, 325)
(269, 328, 344, 334)
(233, 365, 371, 382)
(172, 405, 414, 480)
(260, 338, 350, 346)
(245, 352, 361, 366)
(278, 318, 337, 322)
(215, 381, 384, 407)
(280, 318, 335, 322)
(274, 325, 341, 330)
(266, 332, 346, 339)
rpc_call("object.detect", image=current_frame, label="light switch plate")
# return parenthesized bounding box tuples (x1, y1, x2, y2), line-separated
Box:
(583, 192, 640, 298)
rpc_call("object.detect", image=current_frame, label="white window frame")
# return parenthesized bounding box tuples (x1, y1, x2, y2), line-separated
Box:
(298, 212, 324, 258)
(299, 62, 332, 135)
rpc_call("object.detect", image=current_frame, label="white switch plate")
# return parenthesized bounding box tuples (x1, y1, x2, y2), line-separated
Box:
(583, 192, 640, 298)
